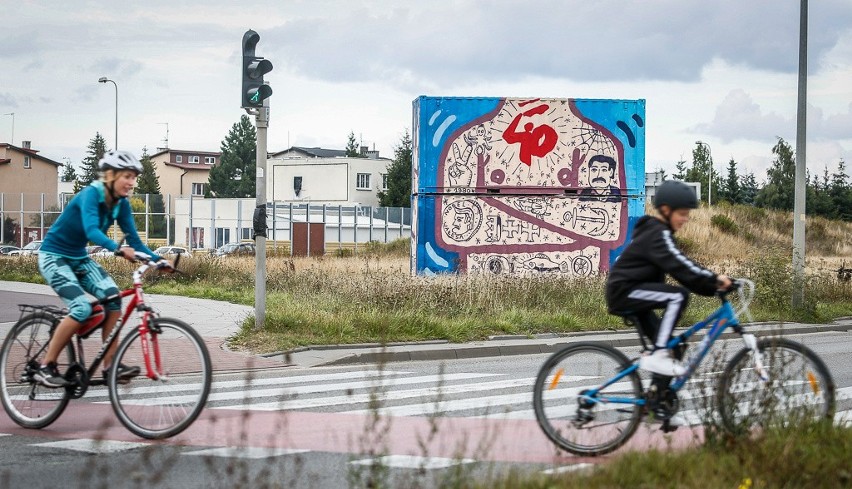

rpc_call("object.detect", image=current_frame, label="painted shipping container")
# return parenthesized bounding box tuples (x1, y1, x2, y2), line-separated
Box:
(412, 96, 646, 277)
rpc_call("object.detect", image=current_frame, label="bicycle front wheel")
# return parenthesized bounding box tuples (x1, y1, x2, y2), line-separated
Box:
(108, 317, 211, 439)
(0, 314, 74, 429)
(717, 337, 835, 436)
(533, 342, 643, 456)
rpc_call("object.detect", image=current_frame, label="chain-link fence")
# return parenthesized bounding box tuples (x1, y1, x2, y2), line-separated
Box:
(1, 193, 411, 256)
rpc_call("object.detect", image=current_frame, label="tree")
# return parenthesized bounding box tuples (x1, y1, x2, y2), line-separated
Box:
(688, 143, 718, 204)
(76, 132, 108, 192)
(673, 159, 688, 181)
(809, 166, 835, 218)
(61, 162, 78, 183)
(378, 130, 412, 207)
(755, 138, 796, 211)
(2, 216, 16, 244)
(344, 131, 362, 157)
(740, 172, 759, 206)
(135, 147, 167, 238)
(829, 159, 852, 221)
(721, 158, 741, 204)
(136, 147, 161, 195)
(207, 115, 257, 198)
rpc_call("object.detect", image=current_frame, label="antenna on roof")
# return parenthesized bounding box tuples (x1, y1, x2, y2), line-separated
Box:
(158, 122, 169, 149)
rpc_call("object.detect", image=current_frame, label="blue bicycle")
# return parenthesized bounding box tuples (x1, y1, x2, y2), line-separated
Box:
(532, 279, 836, 456)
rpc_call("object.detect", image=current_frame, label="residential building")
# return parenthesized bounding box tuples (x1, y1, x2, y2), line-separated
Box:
(268, 146, 391, 207)
(644, 171, 701, 202)
(148, 148, 220, 198)
(0, 141, 62, 244)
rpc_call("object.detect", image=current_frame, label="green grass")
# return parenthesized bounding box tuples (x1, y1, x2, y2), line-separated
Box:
(473, 423, 852, 489)
(3, 239, 852, 352)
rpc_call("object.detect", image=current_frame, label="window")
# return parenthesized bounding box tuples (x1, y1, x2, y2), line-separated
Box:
(189, 155, 200, 163)
(24, 156, 31, 169)
(191, 183, 206, 196)
(356, 173, 371, 190)
(175, 155, 182, 163)
(381, 173, 388, 190)
(204, 156, 215, 165)
(241, 228, 252, 240)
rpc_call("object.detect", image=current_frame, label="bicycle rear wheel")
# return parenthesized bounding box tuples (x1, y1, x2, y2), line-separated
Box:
(533, 342, 643, 456)
(108, 317, 211, 439)
(717, 337, 835, 436)
(0, 314, 74, 429)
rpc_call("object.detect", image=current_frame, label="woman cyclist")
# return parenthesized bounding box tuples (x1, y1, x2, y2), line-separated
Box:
(34, 150, 170, 388)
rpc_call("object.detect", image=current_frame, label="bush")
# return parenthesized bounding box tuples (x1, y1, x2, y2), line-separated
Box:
(711, 214, 738, 235)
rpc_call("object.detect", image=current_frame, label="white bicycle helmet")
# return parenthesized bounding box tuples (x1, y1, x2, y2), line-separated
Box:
(98, 150, 143, 174)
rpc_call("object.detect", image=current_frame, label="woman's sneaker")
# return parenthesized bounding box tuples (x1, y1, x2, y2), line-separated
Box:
(33, 362, 69, 388)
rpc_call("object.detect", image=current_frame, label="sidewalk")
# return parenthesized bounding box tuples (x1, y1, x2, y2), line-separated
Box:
(2, 281, 851, 371)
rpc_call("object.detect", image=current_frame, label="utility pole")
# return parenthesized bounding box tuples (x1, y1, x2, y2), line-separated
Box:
(792, 0, 808, 308)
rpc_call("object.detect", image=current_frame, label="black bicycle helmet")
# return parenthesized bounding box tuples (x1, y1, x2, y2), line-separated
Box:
(653, 180, 698, 210)
(98, 150, 143, 174)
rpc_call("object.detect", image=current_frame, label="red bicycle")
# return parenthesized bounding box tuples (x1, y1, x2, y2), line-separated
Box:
(0, 252, 211, 439)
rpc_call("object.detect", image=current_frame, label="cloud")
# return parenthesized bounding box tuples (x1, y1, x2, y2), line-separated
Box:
(0, 93, 19, 108)
(692, 89, 791, 142)
(90, 58, 144, 79)
(695, 91, 852, 143)
(264, 0, 852, 88)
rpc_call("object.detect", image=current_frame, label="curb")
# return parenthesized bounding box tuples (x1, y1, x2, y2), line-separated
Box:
(277, 322, 852, 367)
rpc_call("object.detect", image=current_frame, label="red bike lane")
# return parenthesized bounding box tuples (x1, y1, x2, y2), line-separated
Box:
(0, 398, 703, 466)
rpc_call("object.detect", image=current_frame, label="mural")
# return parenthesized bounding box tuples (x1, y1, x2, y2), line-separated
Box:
(412, 97, 645, 277)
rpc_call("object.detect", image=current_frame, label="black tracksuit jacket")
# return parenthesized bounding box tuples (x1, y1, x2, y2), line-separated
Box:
(606, 216, 719, 314)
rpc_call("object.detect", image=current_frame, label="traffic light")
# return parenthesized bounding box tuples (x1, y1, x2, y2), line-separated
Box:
(241, 29, 273, 108)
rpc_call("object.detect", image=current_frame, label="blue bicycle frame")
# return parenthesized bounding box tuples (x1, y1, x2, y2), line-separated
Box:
(581, 296, 756, 409)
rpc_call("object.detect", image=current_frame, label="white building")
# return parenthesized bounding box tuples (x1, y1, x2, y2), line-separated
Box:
(267, 146, 392, 207)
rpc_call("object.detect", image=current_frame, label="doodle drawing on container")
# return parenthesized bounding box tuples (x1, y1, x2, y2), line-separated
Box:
(412, 96, 645, 277)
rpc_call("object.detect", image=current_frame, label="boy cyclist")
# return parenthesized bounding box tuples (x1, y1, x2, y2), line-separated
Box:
(34, 150, 169, 388)
(606, 180, 732, 378)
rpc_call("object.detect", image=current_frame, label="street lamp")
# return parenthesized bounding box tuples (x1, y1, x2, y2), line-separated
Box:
(2, 112, 13, 144)
(98, 77, 118, 149)
(695, 140, 712, 206)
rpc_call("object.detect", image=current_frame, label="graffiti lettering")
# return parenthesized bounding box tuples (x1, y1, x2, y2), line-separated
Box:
(503, 103, 558, 166)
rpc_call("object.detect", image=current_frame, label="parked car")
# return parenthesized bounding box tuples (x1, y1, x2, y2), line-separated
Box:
(154, 246, 189, 257)
(9, 240, 42, 256)
(213, 242, 255, 257)
(0, 245, 21, 255)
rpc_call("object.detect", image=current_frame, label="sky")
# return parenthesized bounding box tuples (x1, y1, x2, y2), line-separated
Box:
(2, 0, 852, 183)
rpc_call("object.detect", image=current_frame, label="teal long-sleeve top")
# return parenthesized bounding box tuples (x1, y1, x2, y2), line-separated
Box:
(40, 181, 160, 260)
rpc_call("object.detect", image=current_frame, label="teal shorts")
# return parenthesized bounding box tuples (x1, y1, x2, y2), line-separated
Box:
(38, 252, 121, 322)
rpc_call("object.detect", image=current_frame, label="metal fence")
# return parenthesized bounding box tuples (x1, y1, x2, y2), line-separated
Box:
(1, 193, 411, 256)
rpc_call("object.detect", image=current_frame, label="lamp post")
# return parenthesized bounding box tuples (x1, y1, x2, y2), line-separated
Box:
(2, 112, 13, 144)
(695, 140, 712, 206)
(98, 77, 118, 149)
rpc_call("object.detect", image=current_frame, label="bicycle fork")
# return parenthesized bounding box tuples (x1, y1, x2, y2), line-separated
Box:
(741, 333, 769, 382)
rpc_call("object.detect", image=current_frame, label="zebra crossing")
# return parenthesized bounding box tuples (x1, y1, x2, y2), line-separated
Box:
(76, 367, 852, 427)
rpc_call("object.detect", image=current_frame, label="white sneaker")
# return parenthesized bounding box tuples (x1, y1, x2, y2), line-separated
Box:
(639, 349, 687, 377)
(647, 412, 687, 427)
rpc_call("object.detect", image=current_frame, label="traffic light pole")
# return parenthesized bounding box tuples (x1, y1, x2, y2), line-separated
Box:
(253, 97, 269, 330)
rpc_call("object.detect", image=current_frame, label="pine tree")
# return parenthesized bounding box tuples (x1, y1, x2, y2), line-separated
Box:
(830, 159, 852, 221)
(135, 147, 166, 237)
(809, 166, 836, 218)
(207, 115, 257, 198)
(75, 132, 108, 192)
(755, 138, 796, 211)
(740, 172, 759, 205)
(687, 143, 717, 204)
(344, 131, 362, 157)
(722, 158, 741, 204)
(61, 162, 78, 183)
(136, 147, 161, 195)
(377, 130, 412, 207)
(673, 159, 688, 181)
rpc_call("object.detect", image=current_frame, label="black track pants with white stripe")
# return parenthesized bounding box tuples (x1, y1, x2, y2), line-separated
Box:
(615, 284, 690, 349)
